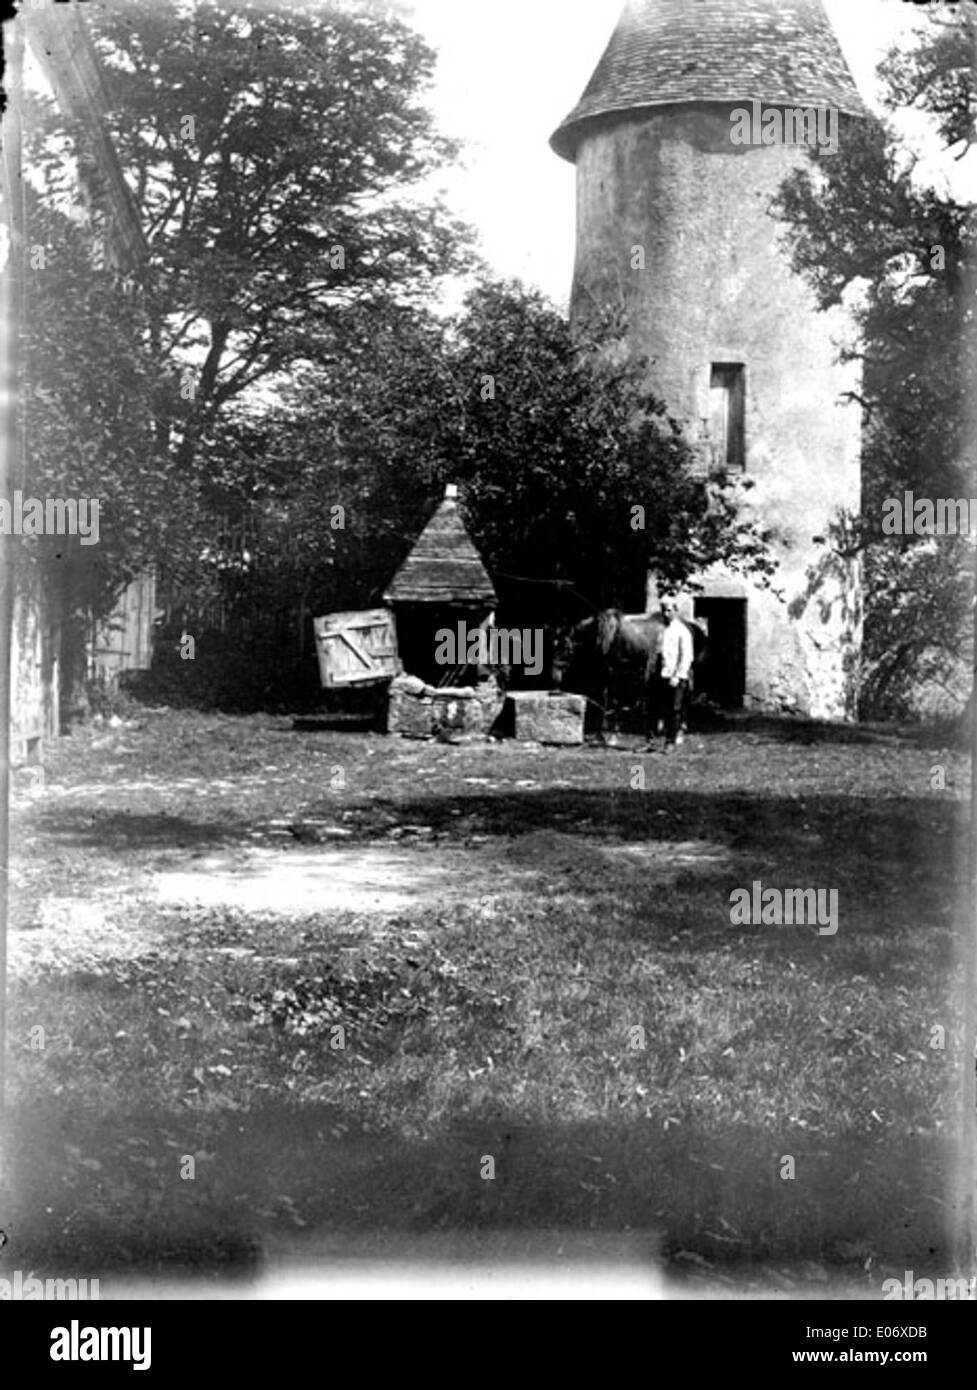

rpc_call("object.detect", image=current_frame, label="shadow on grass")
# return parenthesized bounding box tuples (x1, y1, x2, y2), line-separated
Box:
(588, 700, 965, 750)
(689, 708, 965, 750)
(3, 1099, 955, 1287)
(32, 808, 244, 853)
(35, 784, 967, 862)
(319, 784, 968, 907)
(28, 784, 968, 975)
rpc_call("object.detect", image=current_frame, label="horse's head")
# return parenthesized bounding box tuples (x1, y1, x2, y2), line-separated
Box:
(550, 626, 571, 687)
(551, 615, 596, 687)
(596, 608, 622, 656)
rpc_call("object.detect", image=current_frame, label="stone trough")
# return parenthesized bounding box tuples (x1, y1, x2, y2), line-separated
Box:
(386, 673, 506, 741)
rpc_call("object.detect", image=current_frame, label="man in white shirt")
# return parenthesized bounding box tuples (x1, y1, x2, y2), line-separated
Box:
(656, 597, 693, 751)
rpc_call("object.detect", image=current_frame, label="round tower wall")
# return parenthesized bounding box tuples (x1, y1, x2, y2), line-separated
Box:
(571, 104, 862, 719)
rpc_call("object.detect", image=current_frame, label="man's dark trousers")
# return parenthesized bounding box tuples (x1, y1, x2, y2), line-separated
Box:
(659, 677, 688, 745)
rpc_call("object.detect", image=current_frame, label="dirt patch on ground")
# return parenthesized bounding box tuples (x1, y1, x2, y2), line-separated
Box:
(152, 845, 533, 915)
(151, 833, 735, 917)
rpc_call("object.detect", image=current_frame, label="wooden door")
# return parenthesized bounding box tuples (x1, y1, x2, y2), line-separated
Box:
(313, 608, 399, 687)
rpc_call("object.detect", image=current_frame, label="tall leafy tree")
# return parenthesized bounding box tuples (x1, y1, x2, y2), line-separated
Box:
(24, 0, 470, 609)
(772, 9, 976, 716)
(24, 195, 185, 612)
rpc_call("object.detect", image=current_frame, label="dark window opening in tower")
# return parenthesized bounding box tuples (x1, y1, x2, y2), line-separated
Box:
(709, 364, 745, 470)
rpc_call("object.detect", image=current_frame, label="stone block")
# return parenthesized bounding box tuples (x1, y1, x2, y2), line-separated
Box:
(507, 691, 586, 745)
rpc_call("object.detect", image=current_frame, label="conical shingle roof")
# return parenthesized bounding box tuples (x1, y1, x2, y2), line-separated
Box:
(383, 486, 497, 605)
(551, 0, 869, 161)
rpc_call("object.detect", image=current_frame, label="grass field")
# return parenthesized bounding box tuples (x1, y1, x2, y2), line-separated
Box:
(1, 705, 970, 1295)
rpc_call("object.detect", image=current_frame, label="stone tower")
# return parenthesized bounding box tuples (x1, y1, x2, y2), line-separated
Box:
(551, 0, 868, 719)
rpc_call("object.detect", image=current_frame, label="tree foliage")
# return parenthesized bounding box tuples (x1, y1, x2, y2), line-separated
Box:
(772, 10, 976, 717)
(208, 281, 774, 644)
(24, 198, 160, 614)
(24, 0, 469, 626)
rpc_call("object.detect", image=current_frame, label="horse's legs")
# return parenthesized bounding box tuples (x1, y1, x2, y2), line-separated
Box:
(644, 675, 656, 742)
(645, 669, 665, 741)
(595, 678, 608, 743)
(681, 678, 692, 734)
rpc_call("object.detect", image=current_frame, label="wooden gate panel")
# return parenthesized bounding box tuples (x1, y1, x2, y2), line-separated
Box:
(313, 608, 399, 687)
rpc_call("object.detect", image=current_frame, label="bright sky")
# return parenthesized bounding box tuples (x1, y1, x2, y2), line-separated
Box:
(405, 0, 973, 308)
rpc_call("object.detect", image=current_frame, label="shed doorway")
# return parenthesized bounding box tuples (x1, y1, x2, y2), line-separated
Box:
(693, 597, 747, 708)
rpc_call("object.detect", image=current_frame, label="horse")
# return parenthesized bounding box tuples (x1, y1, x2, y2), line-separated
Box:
(552, 607, 706, 742)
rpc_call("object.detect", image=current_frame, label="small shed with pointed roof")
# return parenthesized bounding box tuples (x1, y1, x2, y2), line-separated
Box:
(383, 484, 497, 687)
